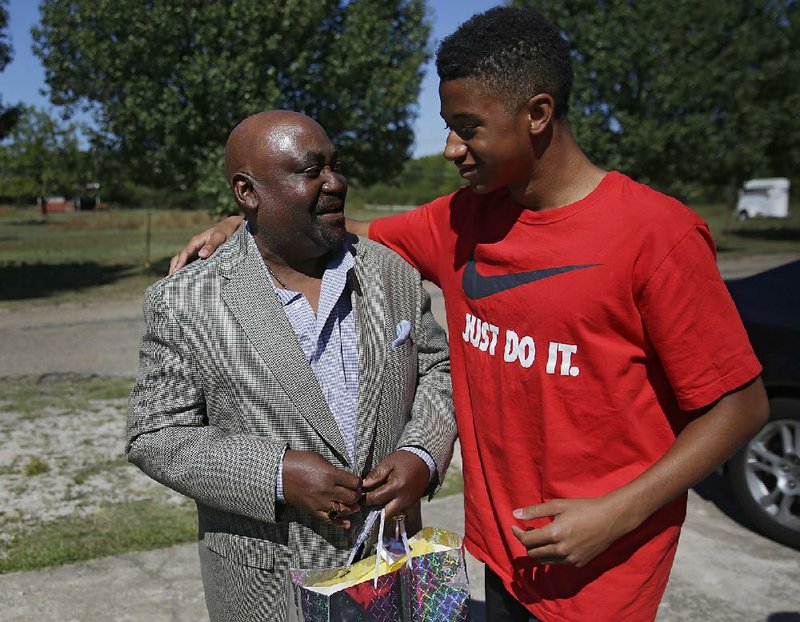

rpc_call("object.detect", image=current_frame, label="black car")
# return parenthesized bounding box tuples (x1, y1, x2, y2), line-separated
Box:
(725, 259, 800, 549)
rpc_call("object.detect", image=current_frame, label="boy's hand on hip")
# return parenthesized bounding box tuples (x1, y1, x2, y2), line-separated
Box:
(511, 496, 631, 567)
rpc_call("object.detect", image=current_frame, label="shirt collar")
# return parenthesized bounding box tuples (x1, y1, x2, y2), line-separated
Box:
(246, 223, 355, 321)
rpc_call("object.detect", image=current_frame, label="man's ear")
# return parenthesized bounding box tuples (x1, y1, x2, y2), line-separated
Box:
(524, 93, 554, 136)
(231, 173, 258, 211)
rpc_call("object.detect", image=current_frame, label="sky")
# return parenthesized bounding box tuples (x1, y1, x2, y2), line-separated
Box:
(0, 0, 505, 158)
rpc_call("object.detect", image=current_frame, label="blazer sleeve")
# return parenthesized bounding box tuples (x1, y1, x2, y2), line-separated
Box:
(126, 285, 286, 524)
(396, 278, 456, 496)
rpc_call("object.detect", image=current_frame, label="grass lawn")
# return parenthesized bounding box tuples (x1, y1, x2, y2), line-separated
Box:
(0, 376, 202, 574)
(0, 203, 393, 309)
(691, 201, 800, 255)
(1, 199, 797, 305)
(0, 499, 198, 574)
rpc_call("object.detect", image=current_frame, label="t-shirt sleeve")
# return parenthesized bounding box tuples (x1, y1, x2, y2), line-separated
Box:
(639, 225, 762, 411)
(368, 200, 442, 285)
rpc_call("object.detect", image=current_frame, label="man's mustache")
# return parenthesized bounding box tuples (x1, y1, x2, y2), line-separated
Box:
(316, 193, 346, 213)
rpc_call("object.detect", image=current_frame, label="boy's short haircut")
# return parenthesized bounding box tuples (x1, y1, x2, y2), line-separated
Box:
(435, 6, 573, 118)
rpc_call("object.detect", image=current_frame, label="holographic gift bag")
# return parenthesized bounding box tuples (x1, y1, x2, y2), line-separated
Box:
(288, 509, 471, 622)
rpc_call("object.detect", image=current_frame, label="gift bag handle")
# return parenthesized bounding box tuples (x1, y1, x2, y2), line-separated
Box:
(346, 508, 381, 566)
(374, 509, 413, 588)
(345, 509, 413, 587)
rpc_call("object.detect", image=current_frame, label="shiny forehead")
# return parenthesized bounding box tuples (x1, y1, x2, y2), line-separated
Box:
(225, 111, 332, 179)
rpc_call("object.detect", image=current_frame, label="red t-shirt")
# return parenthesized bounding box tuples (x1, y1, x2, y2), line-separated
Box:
(370, 172, 762, 621)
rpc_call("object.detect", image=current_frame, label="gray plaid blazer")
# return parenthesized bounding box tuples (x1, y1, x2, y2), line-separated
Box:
(126, 225, 455, 622)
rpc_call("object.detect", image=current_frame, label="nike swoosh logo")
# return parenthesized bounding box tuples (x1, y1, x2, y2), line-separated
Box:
(462, 253, 600, 299)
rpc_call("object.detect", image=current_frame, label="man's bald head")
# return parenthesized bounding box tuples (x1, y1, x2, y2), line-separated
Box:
(225, 109, 348, 262)
(225, 110, 328, 184)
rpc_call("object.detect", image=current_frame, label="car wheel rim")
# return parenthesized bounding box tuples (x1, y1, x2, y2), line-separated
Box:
(744, 419, 800, 531)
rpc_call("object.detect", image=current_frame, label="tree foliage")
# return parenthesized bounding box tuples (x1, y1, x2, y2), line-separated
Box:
(512, 0, 800, 200)
(353, 154, 464, 207)
(0, 106, 86, 202)
(32, 0, 431, 204)
(0, 0, 21, 139)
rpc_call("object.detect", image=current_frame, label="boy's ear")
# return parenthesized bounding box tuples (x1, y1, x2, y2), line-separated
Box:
(525, 93, 555, 136)
(231, 173, 258, 211)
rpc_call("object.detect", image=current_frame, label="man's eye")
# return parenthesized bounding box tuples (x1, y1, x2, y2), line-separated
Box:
(332, 160, 344, 173)
(303, 167, 322, 178)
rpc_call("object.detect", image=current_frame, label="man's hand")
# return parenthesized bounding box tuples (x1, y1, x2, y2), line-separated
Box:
(363, 451, 430, 520)
(510, 496, 631, 567)
(282, 450, 362, 529)
(169, 215, 242, 274)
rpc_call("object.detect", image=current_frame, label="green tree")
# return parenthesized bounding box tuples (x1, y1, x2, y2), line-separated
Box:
(512, 0, 800, 201)
(32, 0, 431, 205)
(0, 0, 21, 139)
(0, 106, 85, 202)
(355, 154, 464, 206)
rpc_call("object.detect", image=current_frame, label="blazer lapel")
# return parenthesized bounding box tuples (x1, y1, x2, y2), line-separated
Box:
(219, 227, 350, 464)
(351, 242, 388, 476)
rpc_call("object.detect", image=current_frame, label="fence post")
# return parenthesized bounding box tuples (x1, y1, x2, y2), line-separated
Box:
(144, 209, 152, 271)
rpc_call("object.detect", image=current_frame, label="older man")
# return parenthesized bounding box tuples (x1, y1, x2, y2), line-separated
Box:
(126, 110, 455, 622)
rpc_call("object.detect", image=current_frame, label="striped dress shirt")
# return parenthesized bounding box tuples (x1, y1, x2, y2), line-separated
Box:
(246, 233, 434, 501)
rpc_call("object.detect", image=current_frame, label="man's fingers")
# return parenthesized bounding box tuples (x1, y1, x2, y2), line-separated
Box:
(319, 509, 352, 529)
(362, 461, 394, 506)
(383, 498, 409, 521)
(513, 504, 542, 520)
(168, 237, 208, 274)
(363, 482, 396, 508)
(333, 484, 362, 508)
(363, 464, 390, 489)
(168, 251, 190, 274)
(334, 471, 363, 494)
(198, 230, 229, 258)
(511, 524, 528, 543)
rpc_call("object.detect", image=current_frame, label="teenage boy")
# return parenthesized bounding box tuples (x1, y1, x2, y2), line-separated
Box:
(170, 8, 768, 621)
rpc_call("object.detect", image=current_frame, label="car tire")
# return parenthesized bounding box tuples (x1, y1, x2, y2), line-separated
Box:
(727, 397, 800, 549)
(736, 210, 750, 221)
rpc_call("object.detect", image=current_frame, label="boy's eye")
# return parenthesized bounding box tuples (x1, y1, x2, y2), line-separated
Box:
(445, 124, 477, 140)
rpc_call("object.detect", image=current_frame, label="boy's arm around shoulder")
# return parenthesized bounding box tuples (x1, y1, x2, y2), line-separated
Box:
(126, 282, 287, 524)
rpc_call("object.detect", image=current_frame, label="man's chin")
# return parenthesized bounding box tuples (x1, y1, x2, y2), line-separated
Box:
(318, 226, 346, 252)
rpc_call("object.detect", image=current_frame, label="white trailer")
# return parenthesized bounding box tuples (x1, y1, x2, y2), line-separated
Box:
(735, 177, 790, 220)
